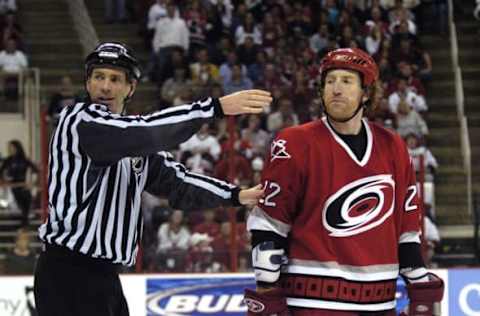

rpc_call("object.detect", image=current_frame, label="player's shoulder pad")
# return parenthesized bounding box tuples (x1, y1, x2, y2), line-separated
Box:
(275, 122, 319, 146)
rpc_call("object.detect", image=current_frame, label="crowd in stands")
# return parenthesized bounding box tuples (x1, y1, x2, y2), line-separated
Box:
(0, 1, 27, 102)
(129, 0, 444, 272)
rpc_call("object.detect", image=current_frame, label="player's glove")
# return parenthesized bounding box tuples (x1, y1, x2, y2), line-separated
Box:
(474, 2, 480, 20)
(400, 272, 444, 316)
(244, 288, 289, 316)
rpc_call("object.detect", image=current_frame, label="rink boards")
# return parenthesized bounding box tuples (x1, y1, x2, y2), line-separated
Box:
(1, 269, 479, 316)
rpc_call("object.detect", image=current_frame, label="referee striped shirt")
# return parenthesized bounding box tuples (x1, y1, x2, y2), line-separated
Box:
(39, 98, 241, 266)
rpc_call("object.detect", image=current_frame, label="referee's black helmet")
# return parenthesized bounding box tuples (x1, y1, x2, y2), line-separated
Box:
(85, 42, 141, 82)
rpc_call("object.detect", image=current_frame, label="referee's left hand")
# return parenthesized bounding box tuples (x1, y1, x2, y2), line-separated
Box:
(238, 184, 264, 206)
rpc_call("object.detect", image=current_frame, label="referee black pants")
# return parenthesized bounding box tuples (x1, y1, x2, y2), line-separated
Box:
(34, 244, 129, 316)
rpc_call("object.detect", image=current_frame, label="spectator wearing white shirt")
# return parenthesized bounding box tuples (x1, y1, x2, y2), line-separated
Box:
(151, 3, 189, 83)
(234, 12, 262, 45)
(396, 98, 428, 138)
(388, 77, 427, 113)
(0, 38, 27, 99)
(309, 23, 329, 55)
(156, 210, 191, 271)
(405, 133, 439, 180)
(179, 123, 221, 174)
(0, 0, 16, 14)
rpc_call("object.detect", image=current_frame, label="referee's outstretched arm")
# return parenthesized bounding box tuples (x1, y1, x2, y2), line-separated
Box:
(77, 90, 271, 166)
(146, 152, 243, 210)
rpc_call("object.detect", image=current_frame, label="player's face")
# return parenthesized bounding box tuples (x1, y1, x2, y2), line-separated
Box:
(86, 67, 136, 114)
(323, 69, 366, 121)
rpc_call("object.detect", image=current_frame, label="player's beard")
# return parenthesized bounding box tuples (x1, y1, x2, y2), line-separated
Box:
(325, 102, 363, 123)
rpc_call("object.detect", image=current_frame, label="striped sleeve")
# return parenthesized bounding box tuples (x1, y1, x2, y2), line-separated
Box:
(77, 98, 223, 165)
(145, 152, 241, 210)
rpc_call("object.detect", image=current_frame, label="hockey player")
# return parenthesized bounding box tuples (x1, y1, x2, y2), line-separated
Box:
(244, 48, 444, 316)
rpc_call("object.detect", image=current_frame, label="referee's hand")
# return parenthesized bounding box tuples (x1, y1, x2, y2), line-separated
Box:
(238, 184, 265, 206)
(219, 90, 272, 115)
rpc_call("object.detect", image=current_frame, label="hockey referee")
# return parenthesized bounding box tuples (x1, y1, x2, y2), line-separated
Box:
(33, 42, 271, 316)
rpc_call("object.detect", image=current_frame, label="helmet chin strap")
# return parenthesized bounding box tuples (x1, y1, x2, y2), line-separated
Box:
(324, 102, 365, 123)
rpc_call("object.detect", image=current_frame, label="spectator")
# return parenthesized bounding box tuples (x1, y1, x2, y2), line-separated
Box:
(211, 221, 249, 269)
(193, 209, 221, 237)
(4, 228, 36, 274)
(1, 11, 23, 51)
(395, 97, 429, 137)
(156, 209, 191, 271)
(261, 12, 282, 56)
(0, 0, 16, 15)
(190, 47, 220, 85)
(0, 38, 27, 99)
(151, 3, 189, 83)
(405, 133, 439, 179)
(365, 23, 384, 56)
(160, 66, 192, 106)
(234, 12, 262, 45)
(223, 63, 253, 94)
(179, 123, 221, 174)
(186, 232, 223, 272)
(214, 146, 254, 186)
(236, 35, 260, 66)
(247, 50, 267, 84)
(267, 97, 299, 132)
(388, 77, 427, 113)
(219, 51, 247, 86)
(241, 114, 270, 157)
(0, 140, 38, 227)
(310, 23, 330, 55)
(47, 75, 77, 125)
(183, 0, 208, 56)
(369, 97, 397, 128)
(145, 0, 179, 49)
(387, 61, 425, 96)
(207, 0, 234, 30)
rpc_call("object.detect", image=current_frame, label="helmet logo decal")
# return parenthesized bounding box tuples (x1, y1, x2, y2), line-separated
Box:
(323, 174, 395, 237)
(98, 51, 119, 59)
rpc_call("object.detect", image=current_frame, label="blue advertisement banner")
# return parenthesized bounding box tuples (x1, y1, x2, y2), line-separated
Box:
(146, 275, 409, 316)
(448, 269, 480, 316)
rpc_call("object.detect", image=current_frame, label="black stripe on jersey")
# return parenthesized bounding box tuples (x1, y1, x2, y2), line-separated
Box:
(73, 175, 104, 253)
(99, 164, 118, 257)
(53, 109, 82, 244)
(109, 169, 122, 261)
(44, 105, 77, 241)
(84, 100, 214, 124)
(62, 153, 90, 246)
(120, 170, 135, 263)
(162, 154, 235, 191)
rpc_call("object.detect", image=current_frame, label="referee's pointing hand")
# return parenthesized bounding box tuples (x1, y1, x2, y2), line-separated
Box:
(219, 89, 272, 115)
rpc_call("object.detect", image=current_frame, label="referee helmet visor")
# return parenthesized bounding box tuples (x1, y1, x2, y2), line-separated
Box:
(85, 42, 141, 82)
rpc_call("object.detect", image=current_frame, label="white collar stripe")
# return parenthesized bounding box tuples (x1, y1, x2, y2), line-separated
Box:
(322, 117, 373, 167)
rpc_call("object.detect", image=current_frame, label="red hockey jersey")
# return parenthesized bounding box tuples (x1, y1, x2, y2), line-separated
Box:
(247, 117, 422, 312)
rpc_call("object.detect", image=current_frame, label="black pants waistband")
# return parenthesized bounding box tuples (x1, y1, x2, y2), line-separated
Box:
(42, 243, 122, 274)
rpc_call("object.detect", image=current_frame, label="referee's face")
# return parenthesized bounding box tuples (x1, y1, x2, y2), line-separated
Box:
(86, 67, 137, 114)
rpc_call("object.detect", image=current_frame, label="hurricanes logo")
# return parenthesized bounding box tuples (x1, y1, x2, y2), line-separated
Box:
(323, 175, 395, 237)
(270, 139, 291, 162)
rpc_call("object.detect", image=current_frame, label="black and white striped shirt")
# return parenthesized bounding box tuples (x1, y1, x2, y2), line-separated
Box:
(39, 98, 241, 266)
